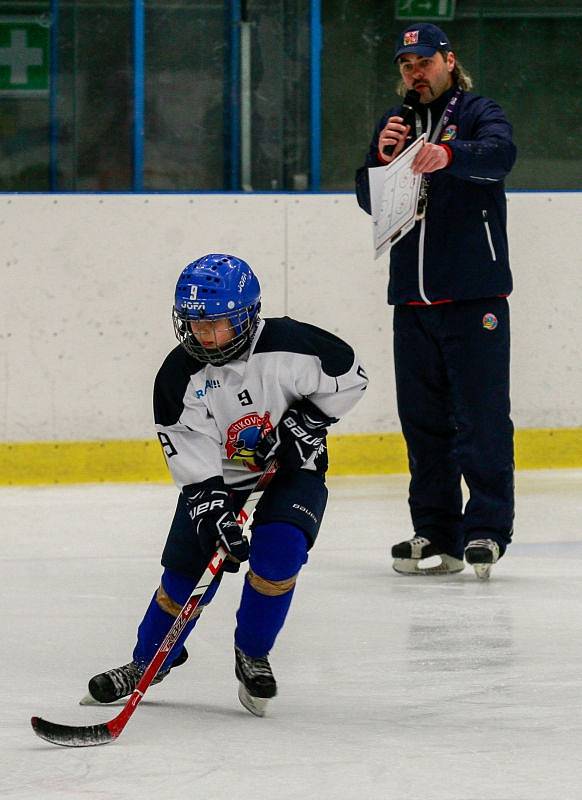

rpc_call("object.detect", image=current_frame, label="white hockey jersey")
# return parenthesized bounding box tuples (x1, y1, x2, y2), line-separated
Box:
(154, 316, 368, 492)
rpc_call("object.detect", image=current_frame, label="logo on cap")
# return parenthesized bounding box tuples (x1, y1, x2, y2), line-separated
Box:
(394, 23, 451, 62)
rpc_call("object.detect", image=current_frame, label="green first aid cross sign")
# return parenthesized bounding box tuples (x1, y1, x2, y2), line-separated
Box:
(396, 0, 456, 21)
(0, 18, 50, 96)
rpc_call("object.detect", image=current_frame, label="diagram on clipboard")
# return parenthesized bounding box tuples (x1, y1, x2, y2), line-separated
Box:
(369, 134, 427, 259)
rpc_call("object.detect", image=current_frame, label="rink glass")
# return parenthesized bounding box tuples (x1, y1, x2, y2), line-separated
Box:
(2, 0, 581, 191)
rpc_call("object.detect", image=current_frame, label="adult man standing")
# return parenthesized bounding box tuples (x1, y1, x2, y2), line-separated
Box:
(355, 23, 516, 579)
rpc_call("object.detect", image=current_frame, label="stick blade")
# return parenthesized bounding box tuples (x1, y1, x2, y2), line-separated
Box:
(31, 715, 115, 747)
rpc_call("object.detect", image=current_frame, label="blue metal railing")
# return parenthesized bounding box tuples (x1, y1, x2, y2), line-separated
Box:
(133, 0, 145, 191)
(309, 0, 322, 191)
(228, 0, 242, 190)
(49, 0, 59, 190)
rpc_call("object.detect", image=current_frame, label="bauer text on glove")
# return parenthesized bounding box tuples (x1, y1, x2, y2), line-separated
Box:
(254, 398, 338, 471)
(185, 480, 249, 568)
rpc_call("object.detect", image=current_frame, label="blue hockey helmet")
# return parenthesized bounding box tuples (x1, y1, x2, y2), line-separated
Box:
(172, 253, 261, 365)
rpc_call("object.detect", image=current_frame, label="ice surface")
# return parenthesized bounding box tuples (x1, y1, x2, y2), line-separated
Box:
(1, 471, 582, 800)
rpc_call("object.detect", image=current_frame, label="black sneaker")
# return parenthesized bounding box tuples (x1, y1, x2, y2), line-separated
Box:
(82, 646, 188, 705)
(235, 645, 277, 717)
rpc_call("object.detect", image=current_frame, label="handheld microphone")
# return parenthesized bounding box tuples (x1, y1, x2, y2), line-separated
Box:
(382, 89, 421, 157)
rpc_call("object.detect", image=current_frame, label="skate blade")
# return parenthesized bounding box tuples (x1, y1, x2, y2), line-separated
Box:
(393, 555, 465, 576)
(78, 692, 119, 706)
(79, 692, 101, 706)
(473, 563, 492, 581)
(237, 683, 269, 717)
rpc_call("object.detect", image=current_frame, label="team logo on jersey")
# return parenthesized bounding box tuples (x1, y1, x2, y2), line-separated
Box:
(482, 313, 498, 330)
(226, 412, 273, 471)
(441, 124, 458, 142)
(403, 30, 419, 46)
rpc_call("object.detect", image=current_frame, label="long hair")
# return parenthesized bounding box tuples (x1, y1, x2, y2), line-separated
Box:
(396, 52, 474, 96)
(451, 59, 473, 91)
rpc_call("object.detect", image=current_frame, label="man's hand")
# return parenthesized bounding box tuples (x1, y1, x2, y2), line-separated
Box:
(378, 116, 411, 163)
(185, 481, 249, 572)
(412, 142, 451, 174)
(254, 399, 338, 472)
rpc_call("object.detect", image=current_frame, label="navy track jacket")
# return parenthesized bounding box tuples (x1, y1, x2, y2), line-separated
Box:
(355, 86, 517, 305)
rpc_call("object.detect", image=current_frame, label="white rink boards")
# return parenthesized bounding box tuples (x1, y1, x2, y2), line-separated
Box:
(2, 193, 582, 443)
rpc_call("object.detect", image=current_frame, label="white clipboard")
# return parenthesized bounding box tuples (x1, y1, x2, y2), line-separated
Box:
(369, 134, 426, 259)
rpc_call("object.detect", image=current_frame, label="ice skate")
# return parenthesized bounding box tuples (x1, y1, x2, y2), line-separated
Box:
(465, 539, 500, 580)
(391, 536, 464, 575)
(235, 645, 277, 717)
(80, 646, 188, 705)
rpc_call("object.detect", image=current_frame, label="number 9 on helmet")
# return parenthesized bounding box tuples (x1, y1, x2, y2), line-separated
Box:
(172, 254, 262, 365)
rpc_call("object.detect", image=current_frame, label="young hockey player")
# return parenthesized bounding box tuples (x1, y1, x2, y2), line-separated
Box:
(84, 253, 368, 716)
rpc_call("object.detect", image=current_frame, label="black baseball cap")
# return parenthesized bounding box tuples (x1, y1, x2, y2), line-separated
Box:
(393, 23, 452, 62)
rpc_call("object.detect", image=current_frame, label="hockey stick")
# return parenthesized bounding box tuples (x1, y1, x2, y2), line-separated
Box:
(31, 463, 276, 747)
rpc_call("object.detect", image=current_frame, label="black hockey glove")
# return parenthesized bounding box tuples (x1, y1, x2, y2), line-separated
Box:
(254, 398, 338, 472)
(184, 479, 249, 573)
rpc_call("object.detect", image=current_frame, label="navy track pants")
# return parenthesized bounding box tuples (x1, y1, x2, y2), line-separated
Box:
(393, 297, 514, 558)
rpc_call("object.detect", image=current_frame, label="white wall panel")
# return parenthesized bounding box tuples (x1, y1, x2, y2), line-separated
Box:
(1, 192, 581, 442)
(507, 193, 582, 427)
(285, 195, 397, 434)
(0, 196, 286, 441)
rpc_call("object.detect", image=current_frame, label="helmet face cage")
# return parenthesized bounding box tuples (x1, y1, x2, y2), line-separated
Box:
(172, 254, 261, 366)
(172, 304, 260, 366)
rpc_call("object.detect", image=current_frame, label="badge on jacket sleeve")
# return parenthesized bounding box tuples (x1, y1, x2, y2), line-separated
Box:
(441, 125, 458, 142)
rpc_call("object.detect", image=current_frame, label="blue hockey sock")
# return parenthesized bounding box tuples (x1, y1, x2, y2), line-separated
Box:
(132, 567, 220, 669)
(235, 523, 308, 658)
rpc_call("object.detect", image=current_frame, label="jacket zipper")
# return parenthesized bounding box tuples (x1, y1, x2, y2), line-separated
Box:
(482, 210, 497, 261)
(418, 217, 430, 303)
(417, 109, 431, 304)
